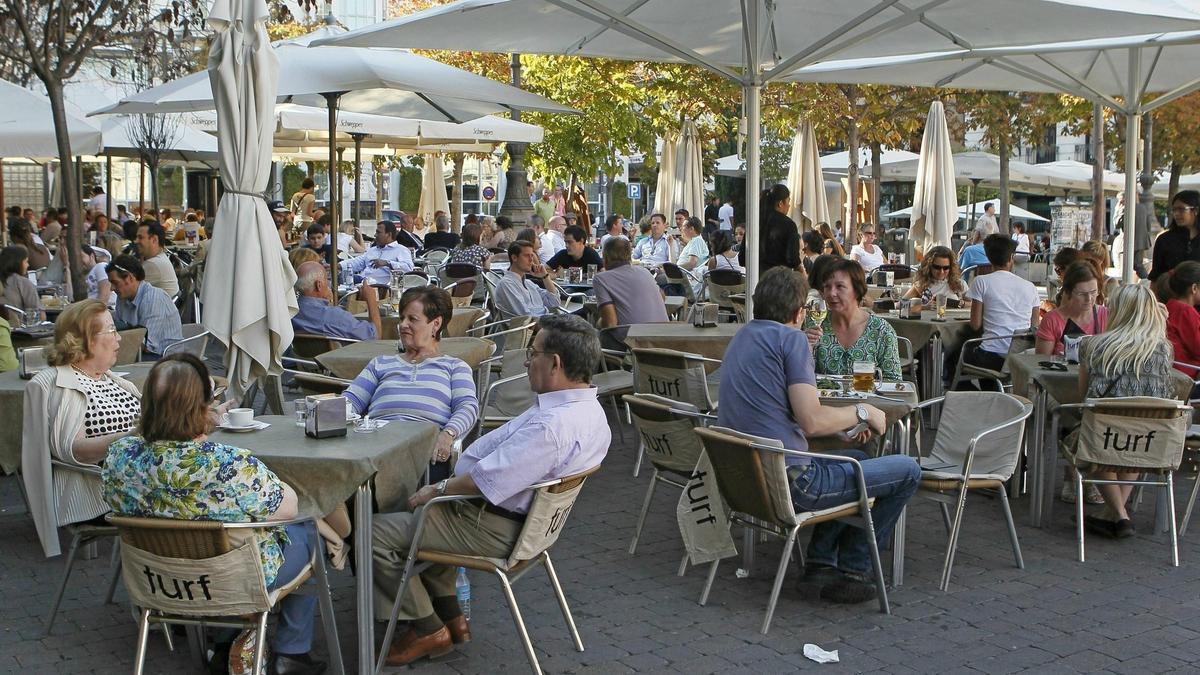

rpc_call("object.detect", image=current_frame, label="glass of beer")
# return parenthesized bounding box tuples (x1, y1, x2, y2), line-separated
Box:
(852, 361, 879, 392)
(935, 293, 947, 320)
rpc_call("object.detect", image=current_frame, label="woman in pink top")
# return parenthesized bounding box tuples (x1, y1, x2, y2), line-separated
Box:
(1035, 261, 1107, 357)
(1157, 261, 1200, 377)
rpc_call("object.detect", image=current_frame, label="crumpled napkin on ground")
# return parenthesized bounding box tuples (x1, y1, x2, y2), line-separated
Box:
(803, 644, 840, 664)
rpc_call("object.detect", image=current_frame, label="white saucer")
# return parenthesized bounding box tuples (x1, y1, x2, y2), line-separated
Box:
(219, 415, 269, 432)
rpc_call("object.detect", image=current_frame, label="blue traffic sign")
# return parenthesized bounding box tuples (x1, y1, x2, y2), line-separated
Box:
(627, 182, 642, 200)
(482, 185, 496, 201)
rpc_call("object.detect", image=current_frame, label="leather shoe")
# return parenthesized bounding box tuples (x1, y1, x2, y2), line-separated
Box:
(270, 652, 327, 675)
(385, 626, 453, 666)
(445, 615, 472, 644)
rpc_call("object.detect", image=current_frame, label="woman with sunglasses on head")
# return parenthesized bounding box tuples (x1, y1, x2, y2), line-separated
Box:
(1149, 189, 1200, 281)
(904, 245, 966, 307)
(1035, 261, 1107, 357)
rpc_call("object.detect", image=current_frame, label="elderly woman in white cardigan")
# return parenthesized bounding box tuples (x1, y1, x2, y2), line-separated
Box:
(22, 299, 141, 557)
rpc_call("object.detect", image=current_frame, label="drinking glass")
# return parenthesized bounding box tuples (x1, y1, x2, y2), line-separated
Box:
(852, 361, 880, 393)
(935, 294, 947, 320)
(586, 264, 598, 281)
(808, 297, 828, 327)
(292, 399, 308, 427)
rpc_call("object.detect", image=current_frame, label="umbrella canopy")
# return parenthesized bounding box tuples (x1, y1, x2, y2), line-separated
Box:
(0, 80, 102, 158)
(200, 0, 297, 401)
(96, 23, 574, 121)
(786, 121, 830, 229)
(95, 115, 220, 162)
(885, 201, 1048, 222)
(819, 148, 920, 175)
(876, 151, 1057, 194)
(314, 0, 1200, 303)
(673, 120, 705, 224)
(417, 153, 450, 225)
(652, 132, 676, 217)
(909, 101, 957, 253)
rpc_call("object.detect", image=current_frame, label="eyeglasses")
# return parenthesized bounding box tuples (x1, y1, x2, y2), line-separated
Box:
(526, 346, 556, 361)
(1172, 206, 1197, 214)
(98, 327, 119, 335)
(931, 264, 951, 271)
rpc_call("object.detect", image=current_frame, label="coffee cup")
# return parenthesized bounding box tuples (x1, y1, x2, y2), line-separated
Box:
(227, 408, 254, 427)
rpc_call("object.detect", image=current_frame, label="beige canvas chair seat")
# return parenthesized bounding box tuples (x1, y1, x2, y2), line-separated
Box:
(375, 468, 599, 675)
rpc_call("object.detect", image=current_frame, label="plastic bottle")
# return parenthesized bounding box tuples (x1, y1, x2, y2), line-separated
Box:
(456, 567, 471, 621)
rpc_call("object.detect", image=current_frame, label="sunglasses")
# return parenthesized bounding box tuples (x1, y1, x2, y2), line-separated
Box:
(931, 264, 951, 271)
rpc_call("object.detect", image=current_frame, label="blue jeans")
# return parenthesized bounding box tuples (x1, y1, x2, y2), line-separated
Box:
(790, 450, 920, 575)
(268, 522, 318, 655)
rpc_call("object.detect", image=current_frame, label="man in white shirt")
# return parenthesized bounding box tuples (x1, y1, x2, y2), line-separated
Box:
(964, 234, 1040, 388)
(718, 200, 735, 230)
(87, 186, 114, 219)
(974, 202, 998, 237)
(632, 213, 671, 266)
(135, 221, 179, 297)
(340, 220, 414, 286)
(495, 240, 561, 318)
(371, 314, 609, 665)
(598, 215, 628, 250)
(538, 215, 567, 264)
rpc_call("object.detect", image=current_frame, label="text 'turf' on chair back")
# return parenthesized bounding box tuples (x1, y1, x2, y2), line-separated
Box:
(632, 347, 716, 412)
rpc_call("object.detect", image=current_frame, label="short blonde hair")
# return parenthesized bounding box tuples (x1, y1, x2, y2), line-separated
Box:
(289, 246, 321, 272)
(47, 299, 110, 366)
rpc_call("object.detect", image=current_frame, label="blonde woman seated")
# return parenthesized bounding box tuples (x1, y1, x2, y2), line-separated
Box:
(904, 245, 967, 308)
(1071, 285, 1178, 539)
(805, 257, 902, 381)
(22, 299, 141, 558)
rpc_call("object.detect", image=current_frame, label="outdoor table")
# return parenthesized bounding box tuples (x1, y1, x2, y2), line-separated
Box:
(315, 336, 494, 380)
(880, 309, 974, 400)
(11, 325, 55, 349)
(211, 414, 439, 675)
(1007, 352, 1192, 528)
(623, 322, 741, 371)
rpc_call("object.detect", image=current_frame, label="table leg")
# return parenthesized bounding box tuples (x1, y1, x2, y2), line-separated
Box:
(929, 336, 944, 427)
(741, 526, 755, 577)
(1027, 385, 1047, 527)
(1043, 401, 1060, 528)
(891, 416, 910, 587)
(355, 483, 373, 675)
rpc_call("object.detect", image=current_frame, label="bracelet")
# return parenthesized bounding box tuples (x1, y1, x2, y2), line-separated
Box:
(442, 428, 457, 439)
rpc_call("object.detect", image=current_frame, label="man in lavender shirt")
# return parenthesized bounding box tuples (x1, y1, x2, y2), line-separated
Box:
(290, 261, 381, 341)
(372, 314, 610, 666)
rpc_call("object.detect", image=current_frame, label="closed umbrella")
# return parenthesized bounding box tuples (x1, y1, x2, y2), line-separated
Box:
(201, 0, 297, 401)
(652, 132, 676, 218)
(418, 153, 450, 226)
(909, 101, 957, 253)
(786, 121, 830, 230)
(673, 120, 705, 225)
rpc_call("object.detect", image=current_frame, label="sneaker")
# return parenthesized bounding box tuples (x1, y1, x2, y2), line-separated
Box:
(795, 563, 840, 600)
(820, 572, 879, 605)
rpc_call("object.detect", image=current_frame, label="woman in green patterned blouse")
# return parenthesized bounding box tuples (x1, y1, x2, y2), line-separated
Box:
(804, 257, 902, 381)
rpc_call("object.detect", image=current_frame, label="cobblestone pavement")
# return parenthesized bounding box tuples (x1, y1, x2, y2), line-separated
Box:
(5, 413, 1200, 674)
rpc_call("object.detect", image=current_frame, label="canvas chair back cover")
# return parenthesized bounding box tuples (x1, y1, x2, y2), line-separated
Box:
(633, 348, 714, 411)
(706, 270, 745, 309)
(1075, 397, 1189, 471)
(506, 469, 595, 568)
(119, 537, 271, 618)
(697, 426, 793, 527)
(927, 392, 1029, 480)
(626, 394, 705, 476)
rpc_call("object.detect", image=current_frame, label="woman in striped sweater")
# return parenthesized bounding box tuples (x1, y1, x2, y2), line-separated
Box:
(345, 286, 479, 478)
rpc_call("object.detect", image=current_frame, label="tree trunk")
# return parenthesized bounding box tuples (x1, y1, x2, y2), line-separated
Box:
(138, 161, 145, 215)
(451, 153, 465, 233)
(1170, 162, 1182, 205)
(45, 80, 86, 301)
(998, 137, 1011, 234)
(375, 163, 384, 220)
(1091, 103, 1105, 241)
(846, 101, 860, 241)
(148, 158, 160, 218)
(870, 141, 882, 226)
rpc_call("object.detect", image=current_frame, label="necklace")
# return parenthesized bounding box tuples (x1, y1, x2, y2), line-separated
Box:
(72, 364, 105, 380)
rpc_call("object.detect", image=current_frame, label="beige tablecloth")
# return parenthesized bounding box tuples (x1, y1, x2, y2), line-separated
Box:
(315, 336, 495, 380)
(211, 415, 439, 515)
(809, 387, 918, 452)
(624, 323, 742, 368)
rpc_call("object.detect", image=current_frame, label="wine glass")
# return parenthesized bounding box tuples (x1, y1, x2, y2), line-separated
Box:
(808, 297, 828, 326)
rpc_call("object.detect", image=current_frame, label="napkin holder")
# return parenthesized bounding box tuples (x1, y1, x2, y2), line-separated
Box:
(18, 346, 48, 380)
(690, 302, 719, 328)
(898, 299, 918, 319)
(305, 394, 348, 439)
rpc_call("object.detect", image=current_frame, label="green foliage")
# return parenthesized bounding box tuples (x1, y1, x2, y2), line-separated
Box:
(281, 164, 308, 203)
(396, 166, 421, 212)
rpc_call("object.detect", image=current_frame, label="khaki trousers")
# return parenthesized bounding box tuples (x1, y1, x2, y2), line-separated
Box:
(372, 500, 522, 622)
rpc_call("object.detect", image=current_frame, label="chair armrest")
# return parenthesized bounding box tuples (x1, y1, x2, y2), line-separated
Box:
(222, 515, 324, 530)
(466, 317, 512, 335)
(281, 357, 321, 370)
(915, 396, 946, 411)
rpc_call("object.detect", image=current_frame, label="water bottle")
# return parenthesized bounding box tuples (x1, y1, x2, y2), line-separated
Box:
(456, 567, 471, 621)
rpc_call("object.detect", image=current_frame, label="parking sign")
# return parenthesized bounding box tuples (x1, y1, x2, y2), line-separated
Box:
(627, 182, 642, 200)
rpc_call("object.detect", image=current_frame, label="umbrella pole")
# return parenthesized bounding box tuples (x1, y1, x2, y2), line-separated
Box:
(743, 1, 761, 316)
(352, 133, 363, 236)
(1121, 48, 1140, 284)
(324, 92, 342, 289)
(0, 157, 6, 247)
(105, 154, 112, 220)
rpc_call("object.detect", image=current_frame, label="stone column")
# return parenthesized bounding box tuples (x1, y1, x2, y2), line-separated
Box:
(499, 53, 534, 227)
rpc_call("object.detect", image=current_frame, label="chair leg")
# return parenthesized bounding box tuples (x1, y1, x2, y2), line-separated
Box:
(858, 508, 892, 615)
(312, 536, 345, 675)
(698, 559, 719, 606)
(632, 440, 645, 478)
(1167, 473, 1180, 568)
(938, 502, 952, 534)
(542, 553, 584, 653)
(628, 472, 659, 555)
(1180, 472, 1200, 536)
(44, 529, 84, 636)
(252, 612, 270, 675)
(760, 527, 799, 635)
(607, 395, 626, 443)
(496, 570, 542, 675)
(1076, 472, 1087, 563)
(132, 609, 152, 675)
(677, 552, 689, 577)
(105, 541, 122, 604)
(939, 485, 970, 592)
(375, 553, 422, 675)
(997, 487, 1024, 569)
(14, 467, 31, 513)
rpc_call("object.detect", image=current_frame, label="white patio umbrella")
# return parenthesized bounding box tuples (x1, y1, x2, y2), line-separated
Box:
(0, 79, 102, 158)
(786, 121, 830, 229)
(876, 151, 1057, 194)
(885, 201, 1048, 222)
(819, 147, 920, 175)
(417, 153, 450, 225)
(673, 120, 705, 224)
(95, 115, 220, 162)
(314, 0, 1200, 308)
(909, 101, 957, 253)
(652, 132, 676, 217)
(789, 29, 1200, 280)
(201, 0, 297, 402)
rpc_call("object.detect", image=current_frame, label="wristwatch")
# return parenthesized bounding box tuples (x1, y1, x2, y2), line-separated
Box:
(855, 404, 869, 424)
(435, 479, 449, 496)
(443, 428, 457, 439)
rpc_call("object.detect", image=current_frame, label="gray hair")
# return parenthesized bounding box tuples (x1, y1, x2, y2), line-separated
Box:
(435, 213, 450, 231)
(294, 261, 325, 294)
(530, 214, 545, 230)
(537, 314, 600, 384)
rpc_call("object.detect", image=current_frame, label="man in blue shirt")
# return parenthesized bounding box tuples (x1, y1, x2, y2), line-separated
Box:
(292, 261, 380, 341)
(718, 266, 919, 604)
(340, 220, 414, 287)
(107, 255, 183, 359)
(958, 231, 990, 270)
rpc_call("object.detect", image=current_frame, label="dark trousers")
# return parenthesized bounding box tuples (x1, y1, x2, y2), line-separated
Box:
(962, 344, 1007, 391)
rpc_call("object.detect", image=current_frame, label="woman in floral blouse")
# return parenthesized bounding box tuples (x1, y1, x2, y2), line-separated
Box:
(805, 257, 902, 381)
(101, 354, 325, 674)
